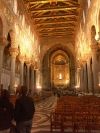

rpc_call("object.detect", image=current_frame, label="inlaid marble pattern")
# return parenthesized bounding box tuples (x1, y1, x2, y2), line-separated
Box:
(31, 96, 57, 133)
(31, 95, 100, 133)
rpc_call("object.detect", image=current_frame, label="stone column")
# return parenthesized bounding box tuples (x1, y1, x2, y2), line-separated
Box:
(26, 62, 30, 90)
(80, 60, 85, 92)
(36, 69, 38, 89)
(83, 63, 88, 93)
(34, 69, 36, 91)
(0, 45, 4, 84)
(91, 44, 99, 93)
(36, 69, 42, 93)
(85, 63, 89, 93)
(80, 67, 84, 92)
(34, 61, 39, 91)
(77, 67, 81, 89)
(0, 37, 6, 84)
(70, 65, 75, 88)
(9, 30, 18, 94)
(87, 59, 92, 93)
(98, 44, 100, 88)
(9, 48, 18, 94)
(19, 56, 25, 86)
(31, 64, 35, 94)
(80, 61, 87, 93)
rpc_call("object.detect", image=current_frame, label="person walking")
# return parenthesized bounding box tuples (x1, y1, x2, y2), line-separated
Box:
(0, 89, 14, 133)
(14, 86, 35, 133)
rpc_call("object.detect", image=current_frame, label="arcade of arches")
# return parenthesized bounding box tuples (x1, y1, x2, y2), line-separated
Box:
(0, 0, 100, 96)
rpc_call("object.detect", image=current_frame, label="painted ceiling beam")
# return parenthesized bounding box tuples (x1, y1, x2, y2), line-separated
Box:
(35, 20, 77, 25)
(36, 25, 75, 30)
(32, 14, 78, 19)
(30, 7, 79, 13)
(24, 0, 78, 5)
(37, 26, 75, 31)
(40, 35, 75, 39)
(35, 21, 76, 26)
(33, 15, 78, 20)
(40, 33, 74, 36)
(38, 30, 75, 34)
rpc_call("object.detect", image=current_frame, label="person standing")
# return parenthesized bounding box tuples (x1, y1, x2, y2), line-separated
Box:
(14, 86, 35, 133)
(0, 89, 14, 133)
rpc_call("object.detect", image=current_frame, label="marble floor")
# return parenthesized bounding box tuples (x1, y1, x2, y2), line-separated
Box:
(31, 95, 100, 133)
(31, 96, 57, 133)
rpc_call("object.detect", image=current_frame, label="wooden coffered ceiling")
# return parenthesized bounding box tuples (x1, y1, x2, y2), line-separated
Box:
(23, 0, 80, 40)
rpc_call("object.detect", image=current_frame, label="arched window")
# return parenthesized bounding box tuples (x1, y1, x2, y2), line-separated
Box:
(87, 0, 91, 8)
(13, 0, 17, 14)
(83, 10, 86, 24)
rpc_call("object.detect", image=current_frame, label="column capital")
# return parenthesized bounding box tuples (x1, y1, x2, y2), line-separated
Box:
(90, 44, 99, 52)
(31, 63, 34, 69)
(34, 61, 38, 70)
(30, 60, 34, 69)
(79, 60, 87, 67)
(25, 57, 32, 66)
(25, 61, 31, 68)
(9, 47, 19, 58)
(0, 36, 7, 47)
(18, 55, 25, 63)
(76, 60, 81, 68)
(9, 30, 15, 39)
(80, 54, 91, 64)
(82, 60, 87, 64)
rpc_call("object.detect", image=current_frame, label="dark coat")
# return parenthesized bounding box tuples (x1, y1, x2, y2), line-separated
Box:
(14, 95, 35, 123)
(0, 97, 14, 130)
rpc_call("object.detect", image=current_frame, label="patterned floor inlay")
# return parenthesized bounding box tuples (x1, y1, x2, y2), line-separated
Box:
(31, 96, 100, 133)
(34, 131, 73, 133)
(31, 96, 57, 133)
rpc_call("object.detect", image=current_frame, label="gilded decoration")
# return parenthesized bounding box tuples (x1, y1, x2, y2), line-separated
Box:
(51, 50, 70, 89)
(23, 0, 79, 41)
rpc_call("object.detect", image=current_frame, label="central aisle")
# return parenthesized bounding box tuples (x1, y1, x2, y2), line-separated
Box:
(31, 96, 57, 133)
